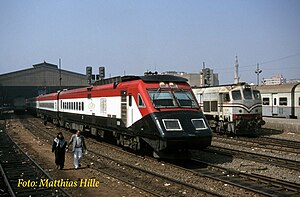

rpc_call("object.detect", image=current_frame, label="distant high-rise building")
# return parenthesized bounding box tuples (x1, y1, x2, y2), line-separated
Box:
(262, 74, 286, 85)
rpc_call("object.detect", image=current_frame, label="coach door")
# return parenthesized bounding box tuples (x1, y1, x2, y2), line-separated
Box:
(271, 93, 279, 115)
(219, 93, 224, 117)
(120, 90, 127, 127)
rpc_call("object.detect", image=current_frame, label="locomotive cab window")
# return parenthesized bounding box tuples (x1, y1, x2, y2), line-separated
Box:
(173, 90, 198, 108)
(243, 88, 252, 100)
(231, 90, 242, 100)
(279, 97, 287, 106)
(148, 90, 176, 108)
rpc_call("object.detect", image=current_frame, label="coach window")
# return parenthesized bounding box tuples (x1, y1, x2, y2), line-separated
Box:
(138, 94, 145, 108)
(299, 97, 300, 106)
(232, 90, 241, 100)
(279, 97, 287, 106)
(211, 101, 218, 112)
(203, 101, 210, 112)
(82, 102, 84, 111)
(263, 98, 270, 105)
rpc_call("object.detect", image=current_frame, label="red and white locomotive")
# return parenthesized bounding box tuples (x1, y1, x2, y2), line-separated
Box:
(192, 83, 265, 135)
(28, 75, 212, 159)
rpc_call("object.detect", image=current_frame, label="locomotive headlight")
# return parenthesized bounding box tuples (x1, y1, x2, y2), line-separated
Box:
(162, 119, 182, 131)
(191, 119, 208, 130)
(159, 82, 168, 88)
(169, 82, 178, 88)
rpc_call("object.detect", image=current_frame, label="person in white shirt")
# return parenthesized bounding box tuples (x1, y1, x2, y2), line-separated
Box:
(68, 130, 87, 169)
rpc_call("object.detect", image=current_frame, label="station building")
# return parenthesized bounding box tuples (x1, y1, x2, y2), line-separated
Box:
(162, 67, 219, 87)
(0, 61, 88, 105)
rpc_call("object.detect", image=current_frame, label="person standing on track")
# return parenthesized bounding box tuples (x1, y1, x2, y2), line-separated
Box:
(52, 132, 67, 170)
(68, 130, 87, 169)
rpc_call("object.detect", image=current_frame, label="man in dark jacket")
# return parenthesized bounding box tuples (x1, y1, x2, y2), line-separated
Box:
(68, 130, 87, 169)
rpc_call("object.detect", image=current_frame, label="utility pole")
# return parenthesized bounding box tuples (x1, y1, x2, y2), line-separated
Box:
(255, 63, 262, 85)
(59, 58, 62, 90)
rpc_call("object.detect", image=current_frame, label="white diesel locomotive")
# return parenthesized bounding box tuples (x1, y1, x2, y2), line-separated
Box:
(192, 83, 265, 135)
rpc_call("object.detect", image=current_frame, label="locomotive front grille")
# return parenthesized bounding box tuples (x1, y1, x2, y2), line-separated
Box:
(162, 119, 182, 131)
(191, 118, 208, 130)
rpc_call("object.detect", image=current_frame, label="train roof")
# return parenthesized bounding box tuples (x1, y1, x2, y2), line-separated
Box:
(256, 83, 300, 93)
(192, 82, 252, 90)
(93, 75, 188, 86)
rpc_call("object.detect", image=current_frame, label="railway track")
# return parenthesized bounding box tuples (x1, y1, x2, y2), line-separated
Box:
(18, 116, 223, 196)
(186, 158, 300, 197)
(213, 134, 300, 154)
(0, 119, 70, 197)
(14, 115, 300, 196)
(205, 145, 300, 171)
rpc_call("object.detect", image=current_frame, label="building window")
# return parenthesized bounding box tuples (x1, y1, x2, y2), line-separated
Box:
(263, 98, 270, 105)
(279, 97, 287, 106)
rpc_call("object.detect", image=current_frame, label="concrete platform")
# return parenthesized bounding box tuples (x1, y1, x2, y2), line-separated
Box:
(263, 117, 300, 133)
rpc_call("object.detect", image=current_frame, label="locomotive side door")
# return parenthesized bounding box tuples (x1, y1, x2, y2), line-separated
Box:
(271, 93, 279, 116)
(120, 90, 127, 127)
(219, 93, 224, 119)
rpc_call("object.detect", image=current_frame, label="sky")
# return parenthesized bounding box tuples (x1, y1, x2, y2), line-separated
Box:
(0, 0, 299, 84)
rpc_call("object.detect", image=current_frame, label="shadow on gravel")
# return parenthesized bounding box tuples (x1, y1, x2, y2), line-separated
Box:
(259, 128, 284, 136)
(168, 150, 234, 169)
(169, 152, 233, 170)
(190, 150, 233, 166)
